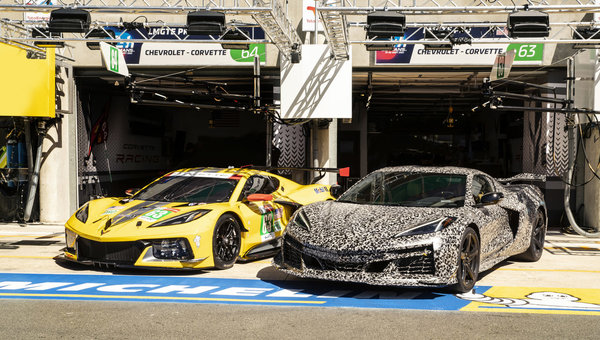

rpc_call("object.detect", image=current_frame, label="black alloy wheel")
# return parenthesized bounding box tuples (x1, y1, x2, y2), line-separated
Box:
(516, 210, 546, 262)
(451, 227, 480, 293)
(212, 214, 241, 269)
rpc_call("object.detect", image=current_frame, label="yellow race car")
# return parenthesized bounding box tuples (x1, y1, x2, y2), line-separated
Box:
(61, 167, 336, 270)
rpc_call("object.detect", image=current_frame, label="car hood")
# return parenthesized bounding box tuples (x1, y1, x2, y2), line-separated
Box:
(295, 201, 467, 251)
(69, 197, 223, 240)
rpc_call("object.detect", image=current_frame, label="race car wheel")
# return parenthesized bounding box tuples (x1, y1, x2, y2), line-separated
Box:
(450, 227, 480, 293)
(212, 214, 241, 270)
(515, 210, 546, 262)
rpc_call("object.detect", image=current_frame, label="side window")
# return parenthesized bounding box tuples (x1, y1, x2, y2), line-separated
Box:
(472, 175, 494, 204)
(240, 175, 279, 199)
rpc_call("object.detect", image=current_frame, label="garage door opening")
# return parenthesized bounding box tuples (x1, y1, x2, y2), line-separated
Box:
(75, 68, 274, 205)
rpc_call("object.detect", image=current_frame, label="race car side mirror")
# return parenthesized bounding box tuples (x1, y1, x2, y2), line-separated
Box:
(330, 184, 344, 198)
(125, 188, 140, 197)
(246, 193, 273, 202)
(480, 192, 504, 206)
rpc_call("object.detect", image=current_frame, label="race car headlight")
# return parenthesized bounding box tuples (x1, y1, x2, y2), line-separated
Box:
(65, 228, 77, 251)
(149, 209, 210, 227)
(152, 238, 192, 260)
(289, 210, 311, 232)
(75, 203, 89, 223)
(395, 217, 457, 237)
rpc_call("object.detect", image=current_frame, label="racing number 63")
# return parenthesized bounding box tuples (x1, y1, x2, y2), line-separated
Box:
(517, 45, 536, 58)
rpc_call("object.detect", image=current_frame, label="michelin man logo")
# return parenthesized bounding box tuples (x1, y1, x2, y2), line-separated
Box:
(457, 291, 600, 311)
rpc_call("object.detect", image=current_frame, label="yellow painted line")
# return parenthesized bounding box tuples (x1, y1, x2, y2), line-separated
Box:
(545, 246, 599, 250)
(460, 286, 600, 315)
(0, 235, 62, 238)
(0, 292, 326, 304)
(461, 307, 600, 316)
(496, 268, 600, 273)
(0, 255, 54, 259)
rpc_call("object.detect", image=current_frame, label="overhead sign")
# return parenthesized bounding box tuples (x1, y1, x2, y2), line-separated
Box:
(105, 26, 266, 66)
(376, 27, 543, 66)
(100, 41, 129, 77)
(302, 0, 324, 32)
(490, 49, 516, 81)
(281, 45, 352, 119)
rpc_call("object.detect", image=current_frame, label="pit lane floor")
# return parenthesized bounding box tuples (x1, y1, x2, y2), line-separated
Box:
(1, 223, 599, 289)
(1, 223, 600, 338)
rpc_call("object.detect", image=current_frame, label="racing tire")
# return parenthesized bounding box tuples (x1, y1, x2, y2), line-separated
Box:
(212, 214, 241, 270)
(515, 210, 546, 262)
(450, 227, 480, 293)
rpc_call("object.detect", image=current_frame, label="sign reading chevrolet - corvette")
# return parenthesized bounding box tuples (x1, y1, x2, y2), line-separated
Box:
(376, 27, 543, 66)
(105, 26, 266, 66)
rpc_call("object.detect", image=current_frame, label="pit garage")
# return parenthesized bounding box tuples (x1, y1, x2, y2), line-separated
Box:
(344, 68, 565, 177)
(75, 67, 279, 203)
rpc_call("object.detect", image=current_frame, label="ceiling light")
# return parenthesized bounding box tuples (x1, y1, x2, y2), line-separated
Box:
(49, 8, 91, 33)
(186, 10, 225, 36)
(507, 10, 549, 38)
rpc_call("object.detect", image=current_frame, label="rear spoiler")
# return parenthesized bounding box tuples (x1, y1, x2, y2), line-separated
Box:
(497, 173, 546, 184)
(240, 165, 350, 183)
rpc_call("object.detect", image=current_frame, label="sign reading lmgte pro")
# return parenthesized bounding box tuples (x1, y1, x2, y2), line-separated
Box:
(100, 42, 130, 77)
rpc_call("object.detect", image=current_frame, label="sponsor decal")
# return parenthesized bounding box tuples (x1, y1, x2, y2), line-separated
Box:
(260, 208, 283, 242)
(101, 206, 126, 215)
(169, 171, 233, 179)
(194, 235, 201, 248)
(375, 27, 543, 66)
(458, 287, 600, 315)
(313, 186, 327, 194)
(139, 208, 180, 222)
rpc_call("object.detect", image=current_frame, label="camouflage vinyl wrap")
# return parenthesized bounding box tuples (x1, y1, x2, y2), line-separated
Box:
(273, 166, 547, 288)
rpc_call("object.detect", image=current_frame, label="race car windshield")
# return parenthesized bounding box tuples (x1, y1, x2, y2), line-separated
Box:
(338, 172, 467, 208)
(133, 176, 238, 203)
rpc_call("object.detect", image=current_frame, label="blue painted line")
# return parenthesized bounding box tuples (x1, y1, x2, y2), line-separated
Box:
(0, 273, 487, 310)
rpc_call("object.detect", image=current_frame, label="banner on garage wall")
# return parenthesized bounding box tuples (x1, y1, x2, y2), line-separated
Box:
(375, 27, 543, 66)
(105, 26, 266, 66)
(23, 0, 51, 22)
(0, 43, 55, 117)
(302, 0, 324, 32)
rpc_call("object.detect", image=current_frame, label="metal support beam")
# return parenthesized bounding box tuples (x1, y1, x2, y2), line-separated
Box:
(251, 0, 301, 61)
(319, 3, 349, 59)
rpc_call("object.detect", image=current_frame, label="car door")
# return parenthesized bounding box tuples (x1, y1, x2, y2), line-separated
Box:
(471, 175, 513, 258)
(236, 175, 286, 249)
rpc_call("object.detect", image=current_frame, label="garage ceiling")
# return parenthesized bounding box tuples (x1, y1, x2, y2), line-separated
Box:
(353, 68, 551, 116)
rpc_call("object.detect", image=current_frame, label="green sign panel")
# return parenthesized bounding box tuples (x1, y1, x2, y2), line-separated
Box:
(506, 43, 543, 62)
(230, 44, 266, 63)
(109, 46, 119, 73)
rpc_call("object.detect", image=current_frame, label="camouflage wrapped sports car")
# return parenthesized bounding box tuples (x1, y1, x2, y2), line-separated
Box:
(274, 166, 547, 293)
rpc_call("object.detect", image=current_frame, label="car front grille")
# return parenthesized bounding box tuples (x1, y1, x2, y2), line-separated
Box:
(392, 245, 435, 275)
(299, 243, 436, 275)
(282, 236, 303, 269)
(76, 237, 145, 263)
